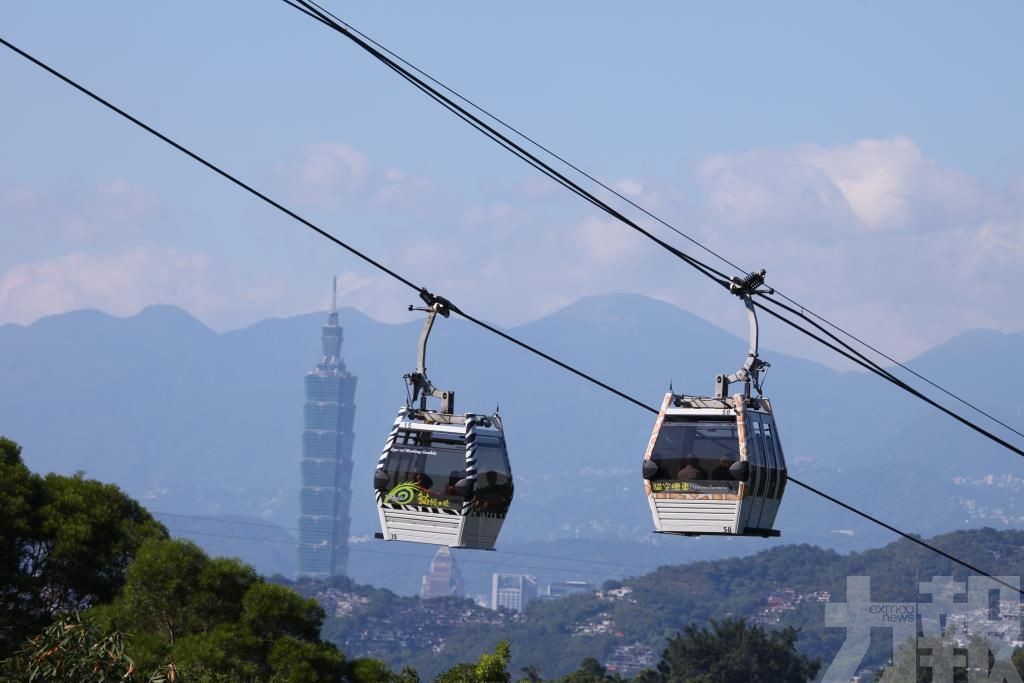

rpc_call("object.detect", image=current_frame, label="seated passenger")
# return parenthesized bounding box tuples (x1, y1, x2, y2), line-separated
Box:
(474, 470, 512, 513)
(410, 468, 434, 492)
(445, 469, 466, 495)
(711, 458, 733, 480)
(677, 456, 707, 481)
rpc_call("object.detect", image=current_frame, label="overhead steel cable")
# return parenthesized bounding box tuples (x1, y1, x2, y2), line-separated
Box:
(770, 290, 1024, 442)
(292, 0, 1024, 447)
(296, 0, 747, 276)
(162, 527, 642, 578)
(152, 510, 661, 574)
(754, 296, 1024, 458)
(0, 34, 647, 419)
(2, 36, 1019, 595)
(283, 0, 1024, 459)
(282, 0, 735, 289)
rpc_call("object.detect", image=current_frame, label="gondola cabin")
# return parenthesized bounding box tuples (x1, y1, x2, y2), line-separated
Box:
(374, 409, 513, 549)
(642, 393, 786, 537)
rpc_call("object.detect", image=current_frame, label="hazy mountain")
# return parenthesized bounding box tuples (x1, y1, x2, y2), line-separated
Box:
(1, 294, 1021, 590)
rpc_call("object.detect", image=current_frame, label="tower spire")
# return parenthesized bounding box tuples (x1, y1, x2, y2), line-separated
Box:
(331, 276, 337, 314)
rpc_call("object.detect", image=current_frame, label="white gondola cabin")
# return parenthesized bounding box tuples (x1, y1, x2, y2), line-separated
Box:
(642, 393, 786, 536)
(643, 270, 787, 537)
(373, 291, 513, 549)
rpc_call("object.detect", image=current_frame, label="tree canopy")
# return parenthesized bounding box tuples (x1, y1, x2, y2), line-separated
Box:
(0, 437, 167, 658)
(650, 618, 820, 683)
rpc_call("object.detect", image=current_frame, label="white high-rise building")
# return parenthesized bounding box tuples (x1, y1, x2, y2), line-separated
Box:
(420, 547, 464, 599)
(491, 573, 537, 613)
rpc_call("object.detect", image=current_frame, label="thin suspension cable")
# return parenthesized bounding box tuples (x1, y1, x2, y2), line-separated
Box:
(0, 33, 643, 440)
(154, 510, 658, 573)
(284, 0, 734, 288)
(771, 291, 1024, 441)
(299, 0, 747, 277)
(2, 36, 1017, 595)
(297, 0, 1024, 445)
(754, 297, 1024, 458)
(284, 0, 1024, 459)
(786, 479, 1018, 592)
(166, 527, 639, 577)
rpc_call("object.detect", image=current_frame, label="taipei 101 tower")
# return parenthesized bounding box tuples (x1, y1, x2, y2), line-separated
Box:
(297, 278, 357, 577)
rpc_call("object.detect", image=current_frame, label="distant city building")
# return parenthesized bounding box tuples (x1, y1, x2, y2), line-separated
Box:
(297, 278, 358, 578)
(546, 580, 595, 599)
(491, 573, 537, 613)
(420, 547, 465, 599)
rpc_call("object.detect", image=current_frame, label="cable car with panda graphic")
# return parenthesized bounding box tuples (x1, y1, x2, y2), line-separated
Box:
(642, 270, 787, 537)
(373, 291, 513, 549)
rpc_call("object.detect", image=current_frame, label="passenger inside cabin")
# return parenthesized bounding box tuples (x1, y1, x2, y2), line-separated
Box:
(445, 470, 465, 495)
(677, 456, 707, 481)
(474, 470, 512, 512)
(411, 468, 434, 492)
(711, 458, 733, 480)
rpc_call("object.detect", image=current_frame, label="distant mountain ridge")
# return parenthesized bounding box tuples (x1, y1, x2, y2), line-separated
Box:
(1, 294, 1022, 589)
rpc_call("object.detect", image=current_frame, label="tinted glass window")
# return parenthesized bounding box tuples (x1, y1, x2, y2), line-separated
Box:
(763, 418, 788, 499)
(649, 419, 740, 493)
(382, 429, 466, 509)
(473, 433, 512, 515)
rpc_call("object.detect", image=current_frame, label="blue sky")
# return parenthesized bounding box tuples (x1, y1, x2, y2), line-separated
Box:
(1, 1, 1022, 363)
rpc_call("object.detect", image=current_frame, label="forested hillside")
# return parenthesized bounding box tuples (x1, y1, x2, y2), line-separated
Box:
(297, 528, 1024, 679)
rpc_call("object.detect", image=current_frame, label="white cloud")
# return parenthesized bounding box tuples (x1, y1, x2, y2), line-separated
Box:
(287, 142, 435, 210)
(614, 178, 644, 196)
(698, 137, 981, 238)
(0, 247, 271, 326)
(287, 142, 369, 209)
(575, 215, 643, 266)
(4, 135, 1020, 364)
(62, 177, 157, 243)
(690, 137, 1023, 359)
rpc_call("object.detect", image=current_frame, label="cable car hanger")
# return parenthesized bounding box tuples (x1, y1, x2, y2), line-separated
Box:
(715, 269, 773, 400)
(406, 288, 456, 414)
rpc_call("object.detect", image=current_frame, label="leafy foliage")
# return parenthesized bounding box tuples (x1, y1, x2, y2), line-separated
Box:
(650, 618, 819, 682)
(92, 538, 347, 681)
(552, 657, 624, 682)
(435, 640, 512, 682)
(11, 611, 138, 683)
(1, 439, 353, 682)
(0, 437, 167, 658)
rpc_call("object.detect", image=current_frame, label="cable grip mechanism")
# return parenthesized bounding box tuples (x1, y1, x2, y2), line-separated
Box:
(406, 288, 455, 413)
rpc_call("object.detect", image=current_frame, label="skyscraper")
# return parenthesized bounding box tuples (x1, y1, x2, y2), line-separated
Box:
(491, 573, 537, 613)
(420, 547, 465, 599)
(298, 278, 357, 578)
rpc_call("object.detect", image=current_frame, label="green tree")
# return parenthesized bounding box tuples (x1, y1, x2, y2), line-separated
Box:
(652, 618, 820, 683)
(553, 656, 623, 682)
(0, 437, 167, 658)
(436, 640, 512, 683)
(0, 437, 41, 657)
(93, 537, 347, 681)
(348, 658, 421, 682)
(519, 664, 543, 682)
